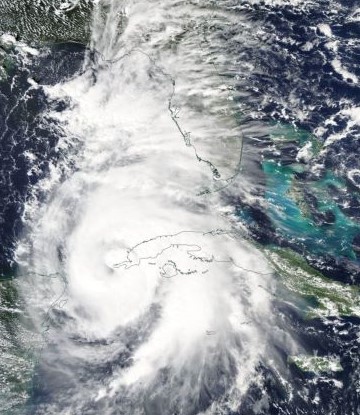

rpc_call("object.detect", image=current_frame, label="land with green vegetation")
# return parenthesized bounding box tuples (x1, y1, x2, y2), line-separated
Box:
(289, 354, 343, 374)
(265, 247, 360, 318)
(0, 0, 93, 44)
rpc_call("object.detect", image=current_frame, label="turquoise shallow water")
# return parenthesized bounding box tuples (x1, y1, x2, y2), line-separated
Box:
(263, 159, 360, 261)
(1, 0, 360, 414)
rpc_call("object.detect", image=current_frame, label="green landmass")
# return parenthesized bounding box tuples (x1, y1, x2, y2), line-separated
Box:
(0, 0, 93, 44)
(289, 355, 342, 374)
(0, 279, 39, 414)
(265, 247, 360, 318)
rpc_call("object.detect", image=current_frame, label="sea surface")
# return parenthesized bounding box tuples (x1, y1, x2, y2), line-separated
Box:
(0, 1, 359, 414)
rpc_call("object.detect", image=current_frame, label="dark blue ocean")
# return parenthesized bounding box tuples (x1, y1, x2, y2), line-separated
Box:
(0, 1, 359, 414)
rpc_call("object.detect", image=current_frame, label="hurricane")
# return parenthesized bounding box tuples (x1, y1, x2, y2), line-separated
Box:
(11, 1, 285, 414)
(1, 0, 360, 414)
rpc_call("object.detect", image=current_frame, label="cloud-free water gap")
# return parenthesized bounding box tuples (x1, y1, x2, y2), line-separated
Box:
(1, 0, 359, 414)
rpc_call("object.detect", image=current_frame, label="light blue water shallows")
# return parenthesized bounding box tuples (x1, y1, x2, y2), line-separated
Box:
(263, 160, 360, 260)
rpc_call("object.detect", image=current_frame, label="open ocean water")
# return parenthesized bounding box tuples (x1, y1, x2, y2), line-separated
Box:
(0, 1, 359, 414)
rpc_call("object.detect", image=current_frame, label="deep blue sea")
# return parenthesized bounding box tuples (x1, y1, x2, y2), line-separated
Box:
(0, 1, 359, 414)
